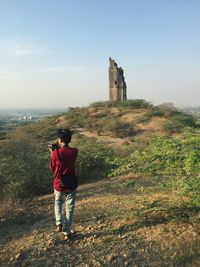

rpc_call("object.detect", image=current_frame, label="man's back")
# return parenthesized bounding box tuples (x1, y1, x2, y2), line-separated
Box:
(50, 146, 78, 191)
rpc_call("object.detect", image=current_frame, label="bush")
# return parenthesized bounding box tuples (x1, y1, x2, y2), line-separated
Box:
(106, 120, 135, 137)
(162, 112, 197, 134)
(0, 140, 51, 203)
(72, 136, 114, 181)
(108, 133, 200, 177)
(162, 175, 200, 205)
(146, 107, 165, 117)
(0, 131, 6, 140)
(171, 113, 196, 127)
(90, 99, 152, 109)
(89, 101, 109, 107)
(64, 108, 90, 127)
(162, 121, 180, 134)
(117, 99, 152, 109)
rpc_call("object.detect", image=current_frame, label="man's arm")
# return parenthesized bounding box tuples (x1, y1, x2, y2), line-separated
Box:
(49, 150, 57, 172)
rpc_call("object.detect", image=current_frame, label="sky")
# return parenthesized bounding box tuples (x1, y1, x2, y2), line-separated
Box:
(0, 0, 200, 108)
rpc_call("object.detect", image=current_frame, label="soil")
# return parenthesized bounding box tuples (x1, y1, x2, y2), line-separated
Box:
(0, 175, 200, 267)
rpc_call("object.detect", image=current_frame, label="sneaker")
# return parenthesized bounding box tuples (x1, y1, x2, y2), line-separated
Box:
(63, 233, 71, 241)
(56, 225, 63, 232)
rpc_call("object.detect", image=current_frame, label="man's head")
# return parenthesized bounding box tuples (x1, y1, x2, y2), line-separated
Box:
(57, 129, 72, 145)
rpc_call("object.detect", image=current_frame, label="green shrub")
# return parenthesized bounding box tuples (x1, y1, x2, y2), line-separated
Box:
(0, 131, 6, 140)
(162, 113, 197, 134)
(89, 101, 109, 107)
(72, 136, 114, 181)
(162, 175, 200, 205)
(108, 134, 200, 176)
(0, 139, 51, 202)
(146, 108, 165, 117)
(171, 113, 196, 127)
(114, 122, 135, 138)
(102, 118, 136, 137)
(90, 99, 152, 109)
(64, 108, 90, 127)
(162, 121, 180, 134)
(117, 99, 152, 109)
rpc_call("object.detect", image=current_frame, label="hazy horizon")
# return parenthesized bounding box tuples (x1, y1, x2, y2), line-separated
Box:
(0, 0, 200, 108)
(0, 103, 200, 110)
(0, 107, 66, 110)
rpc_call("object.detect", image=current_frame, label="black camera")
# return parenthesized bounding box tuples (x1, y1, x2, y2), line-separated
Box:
(48, 143, 59, 150)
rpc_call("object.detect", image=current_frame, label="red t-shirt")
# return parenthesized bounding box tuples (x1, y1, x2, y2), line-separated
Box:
(50, 146, 78, 192)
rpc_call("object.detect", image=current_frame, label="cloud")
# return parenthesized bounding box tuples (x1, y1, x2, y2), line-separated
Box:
(12, 48, 52, 58)
(0, 40, 52, 58)
(39, 66, 87, 73)
(0, 71, 25, 79)
(12, 49, 36, 57)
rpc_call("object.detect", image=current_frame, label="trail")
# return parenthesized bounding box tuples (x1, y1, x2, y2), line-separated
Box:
(0, 175, 200, 267)
(75, 127, 131, 146)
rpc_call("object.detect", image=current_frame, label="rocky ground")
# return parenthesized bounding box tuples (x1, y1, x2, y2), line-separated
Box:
(0, 175, 200, 267)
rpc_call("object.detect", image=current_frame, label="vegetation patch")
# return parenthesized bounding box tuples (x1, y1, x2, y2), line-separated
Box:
(0, 100, 199, 208)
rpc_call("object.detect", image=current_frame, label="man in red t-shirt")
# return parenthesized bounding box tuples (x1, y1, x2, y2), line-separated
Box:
(49, 129, 78, 240)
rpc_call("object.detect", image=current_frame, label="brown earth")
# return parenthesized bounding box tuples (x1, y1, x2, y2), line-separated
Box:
(54, 107, 171, 140)
(0, 175, 200, 267)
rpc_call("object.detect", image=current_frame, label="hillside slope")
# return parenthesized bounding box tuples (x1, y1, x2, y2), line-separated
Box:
(54, 100, 197, 140)
(0, 100, 199, 266)
(0, 175, 200, 267)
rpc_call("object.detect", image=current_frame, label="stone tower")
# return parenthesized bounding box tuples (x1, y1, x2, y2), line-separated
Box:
(109, 57, 127, 101)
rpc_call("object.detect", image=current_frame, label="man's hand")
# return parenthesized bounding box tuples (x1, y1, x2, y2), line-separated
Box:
(48, 146, 53, 155)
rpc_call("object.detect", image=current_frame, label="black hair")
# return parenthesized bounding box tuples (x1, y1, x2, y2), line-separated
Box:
(57, 129, 72, 144)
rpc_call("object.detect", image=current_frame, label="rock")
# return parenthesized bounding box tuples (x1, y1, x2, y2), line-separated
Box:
(47, 238, 53, 246)
(91, 260, 101, 266)
(193, 232, 197, 237)
(125, 258, 134, 266)
(106, 254, 118, 262)
(16, 253, 21, 260)
(173, 251, 177, 257)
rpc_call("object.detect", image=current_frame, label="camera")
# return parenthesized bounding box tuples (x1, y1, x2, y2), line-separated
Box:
(48, 143, 59, 150)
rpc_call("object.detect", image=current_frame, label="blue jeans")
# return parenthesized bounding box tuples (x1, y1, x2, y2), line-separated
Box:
(54, 189, 76, 235)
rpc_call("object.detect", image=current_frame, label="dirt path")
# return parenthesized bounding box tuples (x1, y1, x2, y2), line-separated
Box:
(0, 175, 200, 267)
(74, 127, 130, 146)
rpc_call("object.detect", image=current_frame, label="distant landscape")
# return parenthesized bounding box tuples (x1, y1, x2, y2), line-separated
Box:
(0, 108, 64, 133)
(179, 106, 200, 117)
(0, 105, 199, 134)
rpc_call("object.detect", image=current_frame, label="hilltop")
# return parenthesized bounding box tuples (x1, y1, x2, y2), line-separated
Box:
(0, 99, 200, 266)
(54, 100, 197, 141)
(0, 100, 198, 144)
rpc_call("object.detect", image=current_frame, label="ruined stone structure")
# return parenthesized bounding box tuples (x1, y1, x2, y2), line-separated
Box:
(109, 57, 127, 101)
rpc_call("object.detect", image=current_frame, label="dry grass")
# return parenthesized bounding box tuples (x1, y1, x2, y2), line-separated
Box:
(120, 111, 146, 123)
(55, 107, 178, 141)
(1, 175, 199, 267)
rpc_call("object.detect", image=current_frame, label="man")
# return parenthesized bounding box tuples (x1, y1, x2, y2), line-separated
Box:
(49, 129, 78, 240)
